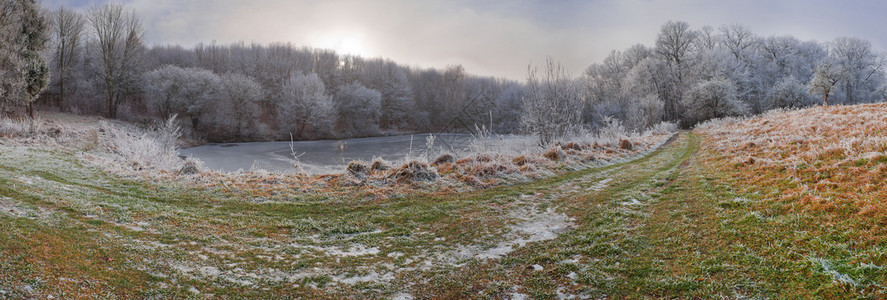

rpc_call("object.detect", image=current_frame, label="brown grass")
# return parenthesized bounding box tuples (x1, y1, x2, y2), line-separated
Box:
(697, 103, 887, 243)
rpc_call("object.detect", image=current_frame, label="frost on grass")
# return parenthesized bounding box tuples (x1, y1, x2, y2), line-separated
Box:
(448, 207, 574, 263)
(810, 257, 860, 287)
(0, 196, 50, 219)
(697, 103, 887, 216)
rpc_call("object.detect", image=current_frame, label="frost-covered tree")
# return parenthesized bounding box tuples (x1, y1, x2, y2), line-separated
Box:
(0, 0, 49, 118)
(521, 59, 583, 146)
(682, 78, 748, 126)
(828, 37, 885, 104)
(808, 60, 842, 106)
(363, 59, 417, 129)
(767, 76, 813, 109)
(655, 20, 697, 121)
(214, 72, 263, 138)
(87, 2, 144, 119)
(334, 81, 381, 136)
(143, 65, 221, 130)
(719, 24, 759, 62)
(49, 6, 84, 110)
(492, 82, 524, 133)
(278, 72, 334, 138)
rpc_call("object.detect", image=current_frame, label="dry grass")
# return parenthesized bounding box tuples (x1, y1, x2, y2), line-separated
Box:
(697, 103, 887, 242)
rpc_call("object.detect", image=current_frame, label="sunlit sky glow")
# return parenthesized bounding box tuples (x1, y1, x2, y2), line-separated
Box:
(42, 0, 887, 80)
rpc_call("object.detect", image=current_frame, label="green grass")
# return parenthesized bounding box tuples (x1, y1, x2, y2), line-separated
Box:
(1, 133, 886, 298)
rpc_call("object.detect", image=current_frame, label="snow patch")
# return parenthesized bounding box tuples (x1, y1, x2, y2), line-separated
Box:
(333, 270, 394, 285)
(586, 178, 613, 192)
(392, 292, 414, 300)
(307, 244, 381, 257)
(0, 196, 50, 219)
(447, 207, 574, 262)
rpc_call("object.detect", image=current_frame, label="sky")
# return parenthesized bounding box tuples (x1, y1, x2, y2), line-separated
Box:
(41, 0, 887, 81)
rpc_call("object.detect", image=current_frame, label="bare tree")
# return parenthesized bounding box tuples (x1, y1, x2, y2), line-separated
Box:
(87, 2, 144, 119)
(50, 6, 84, 110)
(334, 81, 381, 136)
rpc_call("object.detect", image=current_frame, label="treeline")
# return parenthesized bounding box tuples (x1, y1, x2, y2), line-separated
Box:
(578, 21, 886, 130)
(3, 1, 886, 145)
(28, 2, 523, 142)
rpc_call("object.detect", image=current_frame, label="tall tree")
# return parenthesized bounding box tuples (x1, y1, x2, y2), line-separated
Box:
(828, 37, 885, 104)
(143, 65, 222, 130)
(278, 72, 334, 138)
(87, 2, 144, 119)
(654, 20, 697, 121)
(217, 73, 263, 138)
(50, 6, 84, 111)
(334, 81, 382, 136)
(0, 0, 50, 118)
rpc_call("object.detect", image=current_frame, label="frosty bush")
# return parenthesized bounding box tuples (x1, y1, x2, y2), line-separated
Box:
(648, 121, 678, 135)
(597, 116, 631, 146)
(99, 120, 183, 172)
(0, 117, 39, 137)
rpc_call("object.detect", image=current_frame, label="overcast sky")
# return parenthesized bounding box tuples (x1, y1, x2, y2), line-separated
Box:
(41, 0, 887, 80)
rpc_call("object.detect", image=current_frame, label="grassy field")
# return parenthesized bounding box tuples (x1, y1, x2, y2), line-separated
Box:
(2, 105, 887, 298)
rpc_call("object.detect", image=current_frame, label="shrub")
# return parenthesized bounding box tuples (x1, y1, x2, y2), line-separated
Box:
(561, 142, 581, 151)
(99, 121, 183, 172)
(543, 148, 565, 161)
(432, 153, 455, 166)
(475, 153, 494, 163)
(370, 159, 390, 171)
(347, 161, 370, 177)
(620, 139, 633, 150)
(390, 161, 439, 182)
(178, 158, 202, 175)
(512, 155, 530, 166)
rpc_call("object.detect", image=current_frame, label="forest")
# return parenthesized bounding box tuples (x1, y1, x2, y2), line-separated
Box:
(2, 1, 886, 144)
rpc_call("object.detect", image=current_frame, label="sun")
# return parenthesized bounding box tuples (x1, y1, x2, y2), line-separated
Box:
(336, 37, 369, 57)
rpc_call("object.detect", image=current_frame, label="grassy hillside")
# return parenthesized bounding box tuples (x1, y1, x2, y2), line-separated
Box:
(2, 105, 887, 298)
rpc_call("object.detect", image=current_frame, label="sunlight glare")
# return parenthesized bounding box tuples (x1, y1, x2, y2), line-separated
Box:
(336, 37, 369, 57)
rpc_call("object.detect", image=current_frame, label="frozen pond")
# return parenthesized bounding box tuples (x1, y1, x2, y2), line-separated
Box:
(179, 133, 527, 174)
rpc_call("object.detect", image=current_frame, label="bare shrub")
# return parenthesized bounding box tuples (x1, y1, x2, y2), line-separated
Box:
(390, 161, 439, 182)
(561, 142, 581, 151)
(370, 158, 390, 171)
(512, 155, 530, 166)
(619, 139, 633, 150)
(346, 161, 370, 177)
(432, 153, 455, 166)
(178, 158, 202, 175)
(543, 148, 565, 161)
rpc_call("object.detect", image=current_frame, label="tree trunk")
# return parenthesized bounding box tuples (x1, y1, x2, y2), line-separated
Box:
(27, 102, 34, 119)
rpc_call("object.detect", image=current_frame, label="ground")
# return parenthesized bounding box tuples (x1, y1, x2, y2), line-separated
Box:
(2, 105, 887, 298)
